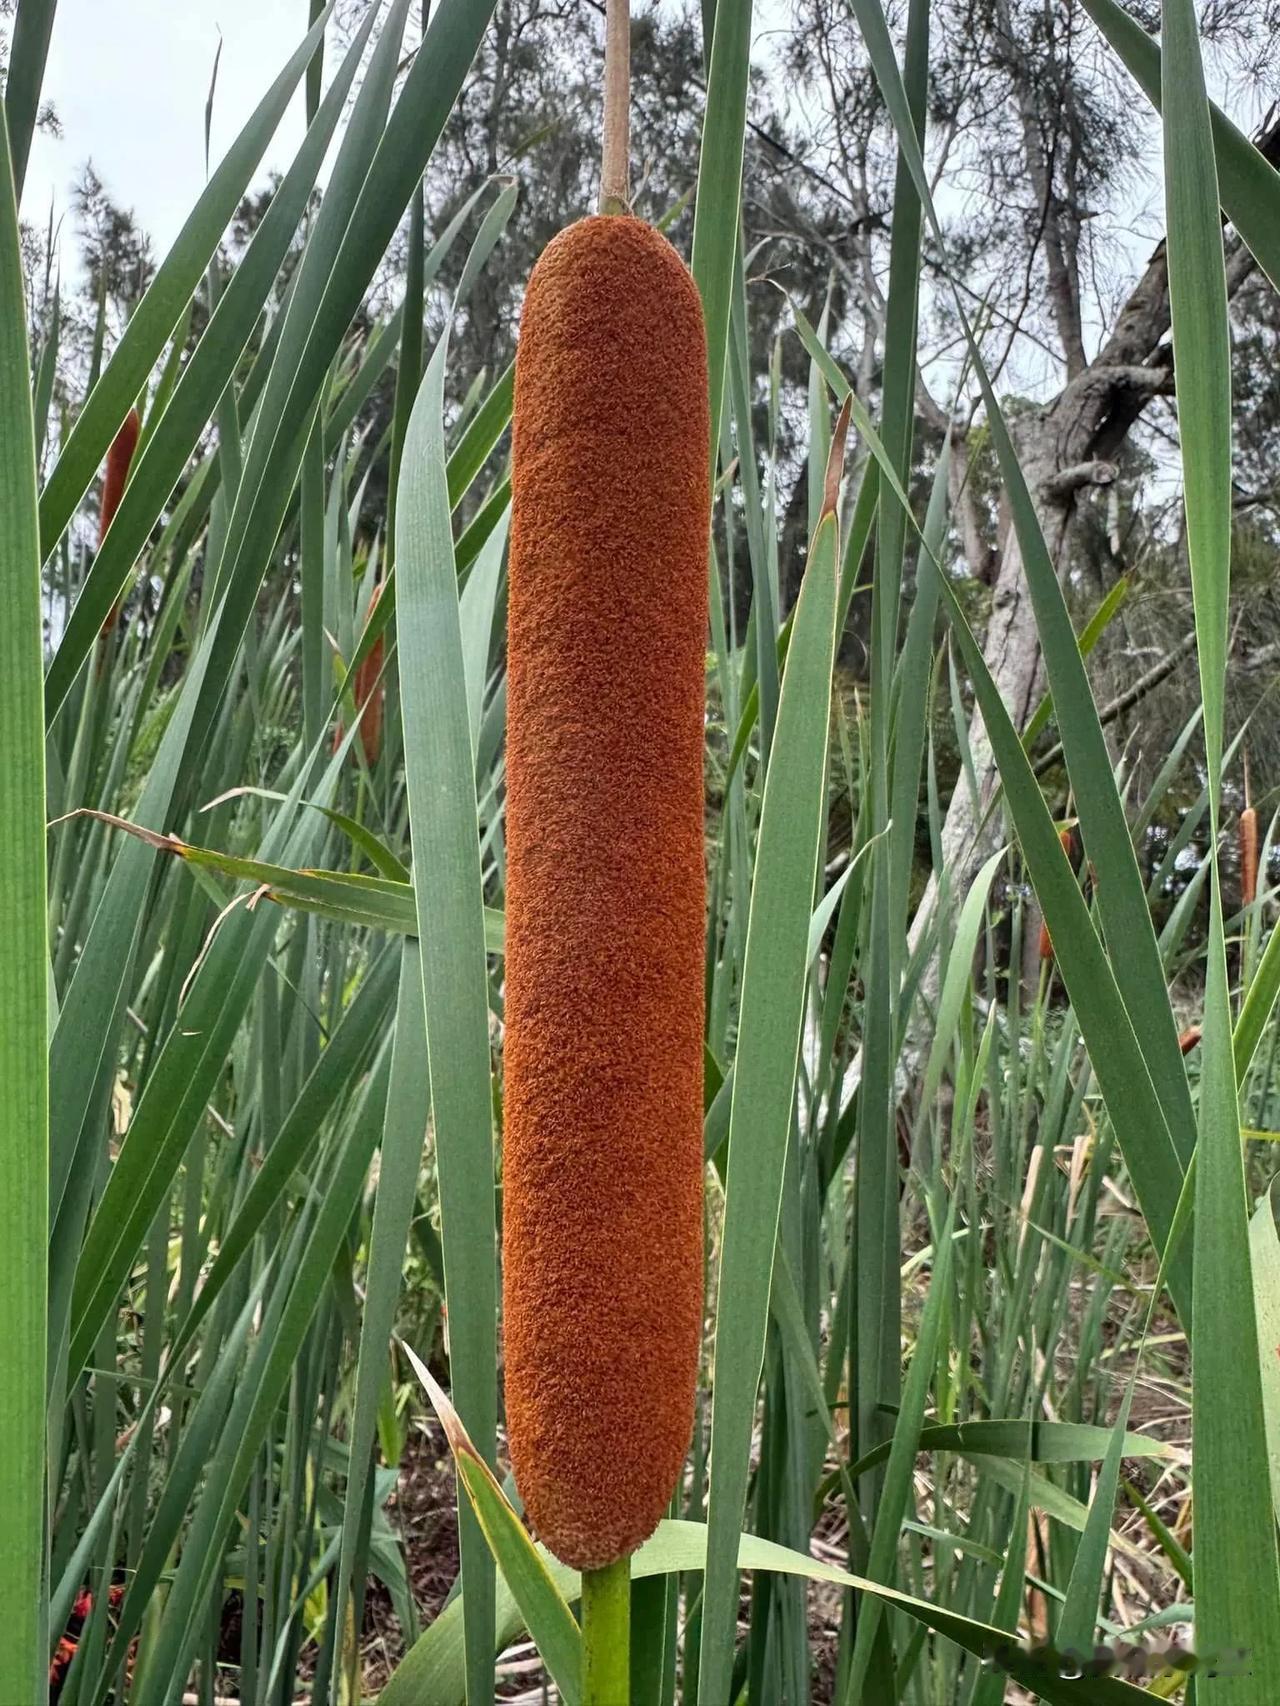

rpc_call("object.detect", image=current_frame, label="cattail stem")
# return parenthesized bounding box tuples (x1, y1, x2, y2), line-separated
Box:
(600, 0, 630, 214)
(581, 1557, 630, 1704)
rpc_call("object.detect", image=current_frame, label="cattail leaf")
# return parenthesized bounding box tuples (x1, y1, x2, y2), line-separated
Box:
(1248, 1175, 1280, 1519)
(45, 0, 500, 1252)
(691, 0, 754, 458)
(334, 945, 435, 1660)
(0, 97, 49, 1706)
(931, 557, 1190, 1315)
(697, 409, 848, 1706)
(790, 290, 1194, 1314)
(846, 1184, 962, 1698)
(44, 0, 413, 1235)
(970, 1465, 1033, 1706)
(445, 360, 514, 509)
(396, 322, 498, 1706)
(197, 0, 487, 746)
(916, 848, 1006, 1114)
(64, 784, 340, 1377)
(845, 1419, 1170, 1482)
(1161, 0, 1280, 1684)
(457, 500, 509, 758)
(31, 271, 60, 463)
(60, 1274, 267, 1693)
(1057, 1378, 1137, 1654)
(150, 945, 399, 1366)
(57, 805, 509, 948)
(386, 1516, 1152, 1706)
(1019, 577, 1129, 751)
(128, 1055, 391, 1706)
(1081, 0, 1280, 293)
(403, 1343, 582, 1706)
(2, 0, 57, 204)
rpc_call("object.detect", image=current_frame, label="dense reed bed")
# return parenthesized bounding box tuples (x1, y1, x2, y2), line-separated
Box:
(2, 0, 1280, 1702)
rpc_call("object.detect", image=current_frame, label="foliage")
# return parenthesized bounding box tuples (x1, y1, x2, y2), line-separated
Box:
(1, 0, 1280, 1702)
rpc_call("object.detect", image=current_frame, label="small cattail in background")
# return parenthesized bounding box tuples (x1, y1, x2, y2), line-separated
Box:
(501, 215, 709, 1571)
(1240, 806, 1259, 911)
(1179, 1025, 1203, 1055)
(98, 408, 141, 638)
(334, 580, 385, 766)
(1025, 1510, 1050, 1644)
(1039, 824, 1076, 964)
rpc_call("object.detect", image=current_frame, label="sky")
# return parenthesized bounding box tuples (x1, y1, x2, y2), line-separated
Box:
(18, 0, 800, 265)
(14, 0, 1273, 406)
(20, 0, 313, 254)
(19, 0, 1263, 265)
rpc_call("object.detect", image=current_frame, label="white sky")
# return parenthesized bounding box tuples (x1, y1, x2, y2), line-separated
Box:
(17, 0, 796, 264)
(20, 0, 312, 253)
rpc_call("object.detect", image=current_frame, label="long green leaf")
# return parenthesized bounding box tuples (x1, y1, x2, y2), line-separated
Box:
(335, 944, 433, 1657)
(794, 294, 1193, 1315)
(1248, 1175, 1280, 1520)
(698, 411, 847, 1704)
(1082, 0, 1280, 293)
(0, 100, 49, 1706)
(396, 324, 498, 1706)
(1162, 0, 1280, 1685)
(690, 0, 754, 455)
(2, 0, 56, 205)
(405, 1345, 582, 1706)
(386, 1515, 1152, 1706)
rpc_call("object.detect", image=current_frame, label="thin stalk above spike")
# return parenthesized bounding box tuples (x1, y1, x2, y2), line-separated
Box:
(600, 0, 630, 214)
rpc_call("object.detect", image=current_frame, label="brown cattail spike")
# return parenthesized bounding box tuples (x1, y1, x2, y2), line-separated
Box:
(98, 408, 141, 638)
(1039, 825, 1075, 964)
(502, 216, 709, 1570)
(334, 581, 386, 766)
(99, 408, 140, 548)
(1240, 806, 1259, 910)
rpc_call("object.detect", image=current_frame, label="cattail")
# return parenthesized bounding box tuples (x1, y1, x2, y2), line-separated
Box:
(1038, 825, 1075, 964)
(334, 581, 385, 766)
(98, 408, 141, 638)
(1179, 1025, 1202, 1055)
(1240, 806, 1259, 910)
(501, 214, 709, 1571)
(1038, 918, 1053, 963)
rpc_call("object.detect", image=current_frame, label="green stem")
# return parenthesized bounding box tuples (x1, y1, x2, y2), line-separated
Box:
(581, 1556, 631, 1705)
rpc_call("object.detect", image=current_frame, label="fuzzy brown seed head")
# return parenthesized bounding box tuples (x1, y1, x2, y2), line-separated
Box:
(1240, 806, 1259, 909)
(98, 409, 141, 639)
(99, 408, 141, 549)
(1038, 828, 1075, 965)
(334, 582, 385, 766)
(501, 216, 710, 1570)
